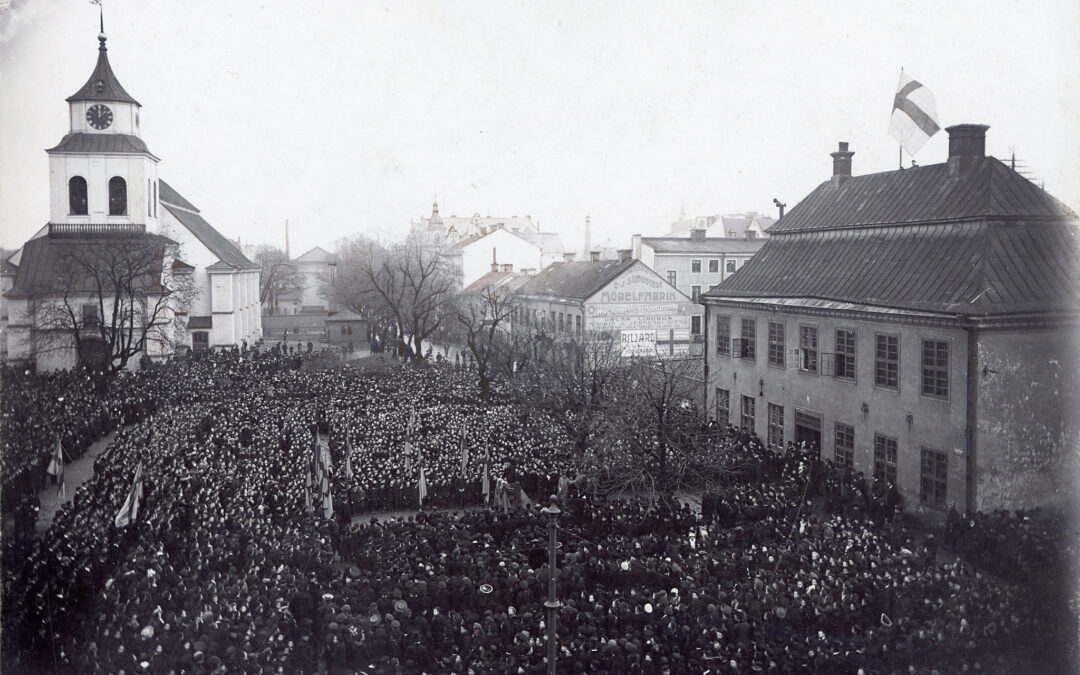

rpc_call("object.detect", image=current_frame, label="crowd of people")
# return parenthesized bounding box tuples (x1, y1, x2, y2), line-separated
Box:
(1, 344, 1074, 673)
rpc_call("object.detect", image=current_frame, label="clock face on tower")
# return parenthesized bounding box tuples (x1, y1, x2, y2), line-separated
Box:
(86, 104, 113, 130)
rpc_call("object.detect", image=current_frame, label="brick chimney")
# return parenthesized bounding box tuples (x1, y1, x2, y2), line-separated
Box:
(690, 228, 706, 242)
(500, 263, 513, 273)
(590, 250, 600, 263)
(617, 249, 631, 262)
(831, 142, 853, 185)
(564, 252, 576, 263)
(946, 124, 989, 176)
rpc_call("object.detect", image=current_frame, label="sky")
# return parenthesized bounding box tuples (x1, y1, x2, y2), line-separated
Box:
(1, 0, 1078, 257)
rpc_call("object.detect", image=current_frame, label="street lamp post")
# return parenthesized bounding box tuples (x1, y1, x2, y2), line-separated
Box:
(541, 495, 562, 675)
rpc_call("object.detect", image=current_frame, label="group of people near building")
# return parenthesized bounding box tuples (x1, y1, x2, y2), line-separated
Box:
(0, 346, 1071, 673)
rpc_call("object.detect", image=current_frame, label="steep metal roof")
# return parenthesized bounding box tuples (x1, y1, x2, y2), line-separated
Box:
(47, 133, 157, 158)
(66, 35, 140, 106)
(158, 180, 199, 213)
(641, 237, 767, 254)
(516, 259, 638, 302)
(703, 221, 1079, 317)
(159, 184, 255, 270)
(770, 157, 1070, 233)
(464, 269, 531, 294)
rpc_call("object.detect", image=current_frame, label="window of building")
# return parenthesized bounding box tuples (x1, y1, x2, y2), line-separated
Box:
(691, 285, 701, 302)
(921, 339, 949, 399)
(347, 325, 353, 335)
(691, 315, 701, 335)
(575, 314, 582, 336)
(800, 325, 818, 373)
(873, 433, 898, 486)
(709, 259, 719, 273)
(835, 328, 856, 381)
(691, 259, 702, 273)
(875, 334, 899, 389)
(767, 320, 785, 367)
(920, 447, 948, 507)
(666, 270, 677, 287)
(716, 315, 730, 356)
(740, 318, 756, 360)
(715, 388, 730, 424)
(69, 176, 88, 215)
(193, 332, 209, 350)
(834, 422, 854, 469)
(82, 303, 99, 327)
(558, 313, 564, 332)
(340, 326, 347, 335)
(726, 260, 736, 273)
(767, 403, 784, 450)
(741, 395, 755, 431)
(109, 176, 127, 215)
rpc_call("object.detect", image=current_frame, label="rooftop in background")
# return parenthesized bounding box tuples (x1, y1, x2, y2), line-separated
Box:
(47, 133, 156, 158)
(464, 269, 532, 294)
(516, 259, 638, 302)
(639, 237, 767, 254)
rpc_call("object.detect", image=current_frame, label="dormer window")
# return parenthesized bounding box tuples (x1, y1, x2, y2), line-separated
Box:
(109, 176, 127, 215)
(69, 176, 88, 215)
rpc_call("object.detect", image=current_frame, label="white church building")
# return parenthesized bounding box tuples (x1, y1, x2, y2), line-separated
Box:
(3, 28, 261, 369)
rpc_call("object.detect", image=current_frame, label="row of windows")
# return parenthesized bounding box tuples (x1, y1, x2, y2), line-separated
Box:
(68, 175, 154, 217)
(669, 259, 740, 286)
(715, 389, 950, 508)
(715, 315, 950, 399)
(512, 307, 583, 336)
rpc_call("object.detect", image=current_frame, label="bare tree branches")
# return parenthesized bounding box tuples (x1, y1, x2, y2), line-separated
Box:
(455, 283, 518, 400)
(34, 234, 196, 388)
(252, 245, 303, 315)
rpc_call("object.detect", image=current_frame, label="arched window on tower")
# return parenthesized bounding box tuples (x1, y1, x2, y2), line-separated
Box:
(69, 176, 88, 215)
(109, 177, 127, 215)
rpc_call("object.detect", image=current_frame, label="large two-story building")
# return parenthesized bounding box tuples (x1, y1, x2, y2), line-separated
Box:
(702, 125, 1079, 518)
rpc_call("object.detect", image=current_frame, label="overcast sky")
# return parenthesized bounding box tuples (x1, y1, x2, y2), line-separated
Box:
(1, 0, 1078, 256)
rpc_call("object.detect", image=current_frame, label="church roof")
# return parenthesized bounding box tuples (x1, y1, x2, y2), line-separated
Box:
(66, 34, 140, 106)
(159, 181, 255, 270)
(47, 132, 157, 159)
(5, 231, 172, 298)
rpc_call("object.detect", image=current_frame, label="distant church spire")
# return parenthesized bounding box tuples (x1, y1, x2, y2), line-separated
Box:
(68, 2, 140, 106)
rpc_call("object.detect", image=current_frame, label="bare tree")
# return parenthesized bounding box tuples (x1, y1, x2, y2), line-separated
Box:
(334, 235, 456, 363)
(326, 235, 394, 340)
(455, 283, 518, 400)
(251, 244, 303, 315)
(35, 233, 197, 389)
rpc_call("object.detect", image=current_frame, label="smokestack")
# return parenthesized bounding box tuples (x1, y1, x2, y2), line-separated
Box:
(583, 215, 591, 261)
(491, 248, 498, 273)
(946, 124, 989, 176)
(831, 142, 853, 185)
(285, 219, 290, 259)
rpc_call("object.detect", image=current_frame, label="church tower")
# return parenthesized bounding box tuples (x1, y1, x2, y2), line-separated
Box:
(46, 26, 160, 229)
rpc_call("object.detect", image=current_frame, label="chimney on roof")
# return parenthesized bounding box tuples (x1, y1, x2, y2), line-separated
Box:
(617, 249, 631, 262)
(590, 250, 600, 263)
(491, 248, 498, 273)
(831, 142, 854, 185)
(501, 263, 513, 273)
(946, 124, 989, 176)
(690, 228, 706, 242)
(564, 252, 576, 263)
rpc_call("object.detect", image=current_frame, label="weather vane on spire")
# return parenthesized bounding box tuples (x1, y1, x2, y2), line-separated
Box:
(90, 0, 104, 35)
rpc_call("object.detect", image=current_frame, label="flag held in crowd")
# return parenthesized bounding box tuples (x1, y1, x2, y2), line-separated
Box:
(481, 449, 491, 503)
(459, 425, 469, 479)
(889, 71, 941, 156)
(47, 440, 65, 498)
(418, 466, 428, 507)
(114, 463, 144, 528)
